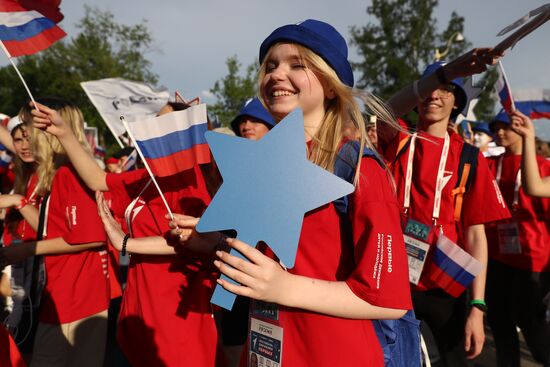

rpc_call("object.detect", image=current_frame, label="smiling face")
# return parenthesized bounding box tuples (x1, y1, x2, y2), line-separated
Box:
(260, 43, 329, 132)
(12, 125, 35, 163)
(417, 85, 457, 128)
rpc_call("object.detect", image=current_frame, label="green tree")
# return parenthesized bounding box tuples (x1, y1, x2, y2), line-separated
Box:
(473, 67, 498, 122)
(350, 1, 471, 101)
(0, 6, 158, 148)
(209, 56, 258, 127)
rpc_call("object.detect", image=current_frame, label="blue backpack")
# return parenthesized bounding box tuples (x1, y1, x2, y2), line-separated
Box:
(333, 141, 421, 367)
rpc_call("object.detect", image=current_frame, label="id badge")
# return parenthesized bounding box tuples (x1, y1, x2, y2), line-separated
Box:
(497, 222, 522, 254)
(403, 219, 432, 284)
(404, 235, 430, 285)
(249, 317, 283, 367)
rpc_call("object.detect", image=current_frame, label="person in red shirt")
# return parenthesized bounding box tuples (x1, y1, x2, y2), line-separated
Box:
(485, 110, 550, 366)
(378, 55, 511, 365)
(0, 271, 27, 367)
(173, 19, 413, 366)
(0, 98, 110, 367)
(31, 100, 221, 367)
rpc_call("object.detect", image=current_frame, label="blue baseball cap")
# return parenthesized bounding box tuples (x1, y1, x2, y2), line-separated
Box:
(421, 61, 467, 119)
(230, 98, 276, 136)
(471, 121, 493, 137)
(259, 19, 354, 87)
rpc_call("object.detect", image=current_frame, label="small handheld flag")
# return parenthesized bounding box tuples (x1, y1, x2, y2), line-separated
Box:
(0, 0, 66, 107)
(494, 61, 515, 114)
(125, 103, 211, 177)
(0, 0, 65, 57)
(427, 233, 482, 297)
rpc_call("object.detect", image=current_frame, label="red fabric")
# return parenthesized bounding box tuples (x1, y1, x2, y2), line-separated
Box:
(486, 154, 550, 271)
(0, 326, 26, 367)
(101, 191, 123, 300)
(39, 166, 110, 324)
(383, 129, 511, 291)
(106, 166, 219, 367)
(250, 157, 412, 366)
(18, 0, 64, 23)
(2, 173, 38, 246)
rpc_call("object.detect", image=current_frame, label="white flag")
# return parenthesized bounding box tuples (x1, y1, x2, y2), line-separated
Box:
(81, 78, 170, 140)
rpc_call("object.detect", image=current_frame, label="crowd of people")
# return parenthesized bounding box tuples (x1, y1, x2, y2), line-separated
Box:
(0, 18, 548, 367)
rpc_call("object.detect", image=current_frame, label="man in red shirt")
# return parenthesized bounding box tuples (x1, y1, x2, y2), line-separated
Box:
(381, 60, 510, 366)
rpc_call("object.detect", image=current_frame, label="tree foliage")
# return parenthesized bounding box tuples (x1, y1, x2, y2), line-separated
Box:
(0, 6, 158, 148)
(209, 56, 258, 127)
(350, 0, 471, 101)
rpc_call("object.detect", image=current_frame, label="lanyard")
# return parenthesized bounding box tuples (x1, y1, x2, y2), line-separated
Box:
(403, 133, 450, 224)
(124, 179, 152, 237)
(496, 156, 521, 208)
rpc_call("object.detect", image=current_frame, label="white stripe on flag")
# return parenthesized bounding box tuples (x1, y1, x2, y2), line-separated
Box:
(437, 235, 482, 276)
(127, 104, 207, 141)
(0, 11, 44, 28)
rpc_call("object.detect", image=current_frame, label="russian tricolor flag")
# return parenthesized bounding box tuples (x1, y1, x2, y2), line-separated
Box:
(0, 0, 66, 57)
(427, 234, 482, 297)
(126, 104, 211, 177)
(494, 61, 515, 114)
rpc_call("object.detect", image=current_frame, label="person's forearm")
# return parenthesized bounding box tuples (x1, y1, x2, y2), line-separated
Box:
(18, 204, 39, 231)
(122, 236, 176, 255)
(35, 237, 104, 255)
(281, 274, 406, 320)
(464, 224, 487, 301)
(58, 131, 108, 191)
(387, 72, 442, 118)
(522, 135, 550, 197)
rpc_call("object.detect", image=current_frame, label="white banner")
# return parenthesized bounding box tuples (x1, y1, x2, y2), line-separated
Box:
(81, 78, 170, 144)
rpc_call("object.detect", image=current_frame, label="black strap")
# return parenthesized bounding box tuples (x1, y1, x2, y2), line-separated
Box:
(455, 143, 479, 193)
(30, 192, 50, 305)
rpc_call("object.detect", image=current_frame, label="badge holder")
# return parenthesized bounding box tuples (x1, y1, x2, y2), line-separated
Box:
(249, 300, 283, 367)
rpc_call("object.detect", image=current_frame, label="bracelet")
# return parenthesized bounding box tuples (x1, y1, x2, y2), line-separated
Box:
(435, 66, 450, 85)
(469, 299, 488, 313)
(412, 80, 422, 102)
(121, 233, 130, 256)
(15, 197, 29, 210)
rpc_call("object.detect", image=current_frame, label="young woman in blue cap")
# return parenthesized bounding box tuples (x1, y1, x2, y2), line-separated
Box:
(484, 110, 550, 366)
(204, 19, 413, 366)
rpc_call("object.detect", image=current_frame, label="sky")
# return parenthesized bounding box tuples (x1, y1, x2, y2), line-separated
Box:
(2, 0, 550, 135)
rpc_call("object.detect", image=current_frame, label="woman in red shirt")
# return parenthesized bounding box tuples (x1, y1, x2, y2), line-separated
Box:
(485, 110, 550, 366)
(196, 19, 412, 366)
(31, 101, 220, 367)
(0, 98, 110, 367)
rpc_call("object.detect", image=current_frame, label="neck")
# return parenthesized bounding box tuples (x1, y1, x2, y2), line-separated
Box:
(505, 140, 522, 155)
(303, 110, 325, 142)
(419, 119, 449, 138)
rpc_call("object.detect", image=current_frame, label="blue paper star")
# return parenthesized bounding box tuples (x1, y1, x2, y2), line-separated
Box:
(196, 108, 355, 309)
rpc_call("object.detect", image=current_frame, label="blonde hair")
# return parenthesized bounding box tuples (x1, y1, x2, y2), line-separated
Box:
(28, 100, 91, 196)
(258, 43, 401, 185)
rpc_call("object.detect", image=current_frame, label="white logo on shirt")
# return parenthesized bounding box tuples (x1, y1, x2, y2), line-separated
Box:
(71, 206, 77, 226)
(387, 235, 393, 273)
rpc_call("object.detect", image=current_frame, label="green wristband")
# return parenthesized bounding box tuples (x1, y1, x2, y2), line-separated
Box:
(469, 299, 487, 312)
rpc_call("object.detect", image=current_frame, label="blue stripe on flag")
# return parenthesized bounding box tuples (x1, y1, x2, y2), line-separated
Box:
(136, 123, 208, 159)
(0, 17, 55, 42)
(432, 247, 475, 287)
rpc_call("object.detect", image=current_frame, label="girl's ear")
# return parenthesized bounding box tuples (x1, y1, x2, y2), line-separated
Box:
(326, 88, 336, 100)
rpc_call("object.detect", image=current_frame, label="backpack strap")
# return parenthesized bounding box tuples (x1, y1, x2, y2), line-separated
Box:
(450, 143, 479, 222)
(333, 141, 384, 215)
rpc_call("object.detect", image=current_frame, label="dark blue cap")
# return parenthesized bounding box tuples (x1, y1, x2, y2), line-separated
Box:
(471, 121, 493, 137)
(422, 61, 467, 119)
(259, 19, 354, 87)
(489, 109, 512, 131)
(230, 98, 276, 136)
